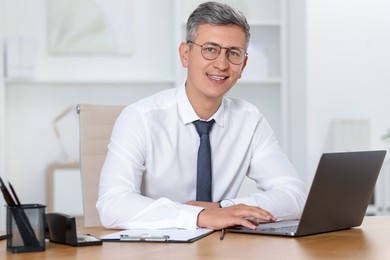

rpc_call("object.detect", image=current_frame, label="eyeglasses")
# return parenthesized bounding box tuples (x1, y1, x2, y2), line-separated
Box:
(187, 41, 248, 65)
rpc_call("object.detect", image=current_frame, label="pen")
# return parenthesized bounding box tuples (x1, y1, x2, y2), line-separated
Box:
(220, 229, 225, 240)
(0, 177, 16, 206)
(8, 181, 21, 206)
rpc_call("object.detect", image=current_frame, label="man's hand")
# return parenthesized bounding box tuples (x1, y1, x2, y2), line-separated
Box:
(195, 204, 276, 230)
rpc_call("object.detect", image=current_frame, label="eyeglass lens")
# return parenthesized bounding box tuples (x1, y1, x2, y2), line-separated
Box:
(191, 41, 247, 65)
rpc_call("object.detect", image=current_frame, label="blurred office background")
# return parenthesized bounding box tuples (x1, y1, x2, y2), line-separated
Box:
(0, 0, 390, 228)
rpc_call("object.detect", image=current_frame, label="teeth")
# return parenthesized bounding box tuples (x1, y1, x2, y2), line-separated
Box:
(209, 75, 226, 80)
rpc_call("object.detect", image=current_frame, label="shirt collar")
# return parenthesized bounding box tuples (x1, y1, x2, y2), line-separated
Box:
(177, 83, 225, 128)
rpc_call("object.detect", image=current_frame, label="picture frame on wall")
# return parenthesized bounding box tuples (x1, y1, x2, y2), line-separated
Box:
(47, 0, 134, 55)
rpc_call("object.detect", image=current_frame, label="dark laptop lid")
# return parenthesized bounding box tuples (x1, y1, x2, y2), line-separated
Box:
(296, 150, 386, 236)
(226, 150, 386, 237)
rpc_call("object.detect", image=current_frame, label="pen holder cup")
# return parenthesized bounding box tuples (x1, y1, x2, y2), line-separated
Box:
(6, 204, 46, 253)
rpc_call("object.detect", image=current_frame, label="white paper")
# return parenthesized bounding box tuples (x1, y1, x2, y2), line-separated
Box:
(100, 228, 213, 242)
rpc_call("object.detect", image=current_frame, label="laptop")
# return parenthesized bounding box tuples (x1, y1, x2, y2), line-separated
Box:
(227, 150, 387, 237)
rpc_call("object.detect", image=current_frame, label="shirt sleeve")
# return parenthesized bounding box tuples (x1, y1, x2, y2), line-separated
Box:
(96, 107, 203, 230)
(232, 117, 307, 221)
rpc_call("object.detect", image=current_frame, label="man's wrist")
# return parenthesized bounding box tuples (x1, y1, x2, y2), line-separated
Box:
(218, 199, 235, 208)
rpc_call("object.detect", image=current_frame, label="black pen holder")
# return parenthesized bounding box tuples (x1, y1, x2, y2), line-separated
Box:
(6, 204, 46, 253)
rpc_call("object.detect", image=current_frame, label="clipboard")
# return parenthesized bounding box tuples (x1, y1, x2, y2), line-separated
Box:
(100, 228, 214, 243)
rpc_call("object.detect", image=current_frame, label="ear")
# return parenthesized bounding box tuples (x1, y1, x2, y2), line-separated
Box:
(179, 42, 190, 68)
(238, 56, 248, 79)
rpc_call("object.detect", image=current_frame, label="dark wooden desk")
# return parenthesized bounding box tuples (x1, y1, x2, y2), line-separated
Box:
(1, 216, 389, 259)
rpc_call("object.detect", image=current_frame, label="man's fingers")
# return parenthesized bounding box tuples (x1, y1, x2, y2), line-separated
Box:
(196, 203, 277, 230)
(233, 218, 258, 230)
(231, 204, 276, 222)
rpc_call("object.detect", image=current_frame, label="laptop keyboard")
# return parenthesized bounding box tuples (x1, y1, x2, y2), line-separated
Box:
(259, 225, 297, 233)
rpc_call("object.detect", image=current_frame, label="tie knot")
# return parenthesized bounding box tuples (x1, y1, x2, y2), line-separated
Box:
(194, 119, 215, 137)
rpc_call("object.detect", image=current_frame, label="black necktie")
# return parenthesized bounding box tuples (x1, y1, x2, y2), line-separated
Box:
(193, 119, 215, 202)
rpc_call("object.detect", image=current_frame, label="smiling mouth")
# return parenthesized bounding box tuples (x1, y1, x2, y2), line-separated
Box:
(207, 74, 228, 81)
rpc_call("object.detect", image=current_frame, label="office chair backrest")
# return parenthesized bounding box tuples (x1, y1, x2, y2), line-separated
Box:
(78, 104, 125, 227)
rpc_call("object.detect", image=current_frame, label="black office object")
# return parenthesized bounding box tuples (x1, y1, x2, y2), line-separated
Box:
(0, 177, 16, 206)
(0, 177, 44, 252)
(6, 204, 46, 253)
(0, 232, 8, 240)
(45, 212, 102, 246)
(8, 182, 21, 206)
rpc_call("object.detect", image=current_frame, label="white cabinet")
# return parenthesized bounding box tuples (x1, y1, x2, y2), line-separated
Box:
(173, 0, 288, 150)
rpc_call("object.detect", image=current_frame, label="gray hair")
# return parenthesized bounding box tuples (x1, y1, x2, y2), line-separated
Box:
(186, 1, 251, 47)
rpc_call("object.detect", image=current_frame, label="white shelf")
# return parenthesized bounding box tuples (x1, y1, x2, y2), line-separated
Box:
(5, 78, 176, 86)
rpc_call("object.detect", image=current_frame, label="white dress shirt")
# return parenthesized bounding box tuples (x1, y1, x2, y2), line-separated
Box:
(97, 83, 307, 230)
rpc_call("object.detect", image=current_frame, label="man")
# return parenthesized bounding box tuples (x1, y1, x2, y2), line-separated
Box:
(97, 1, 307, 231)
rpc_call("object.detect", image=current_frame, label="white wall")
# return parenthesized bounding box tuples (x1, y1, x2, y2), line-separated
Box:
(306, 0, 390, 182)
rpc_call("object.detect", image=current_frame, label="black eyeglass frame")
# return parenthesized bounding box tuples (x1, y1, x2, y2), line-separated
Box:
(187, 41, 248, 65)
